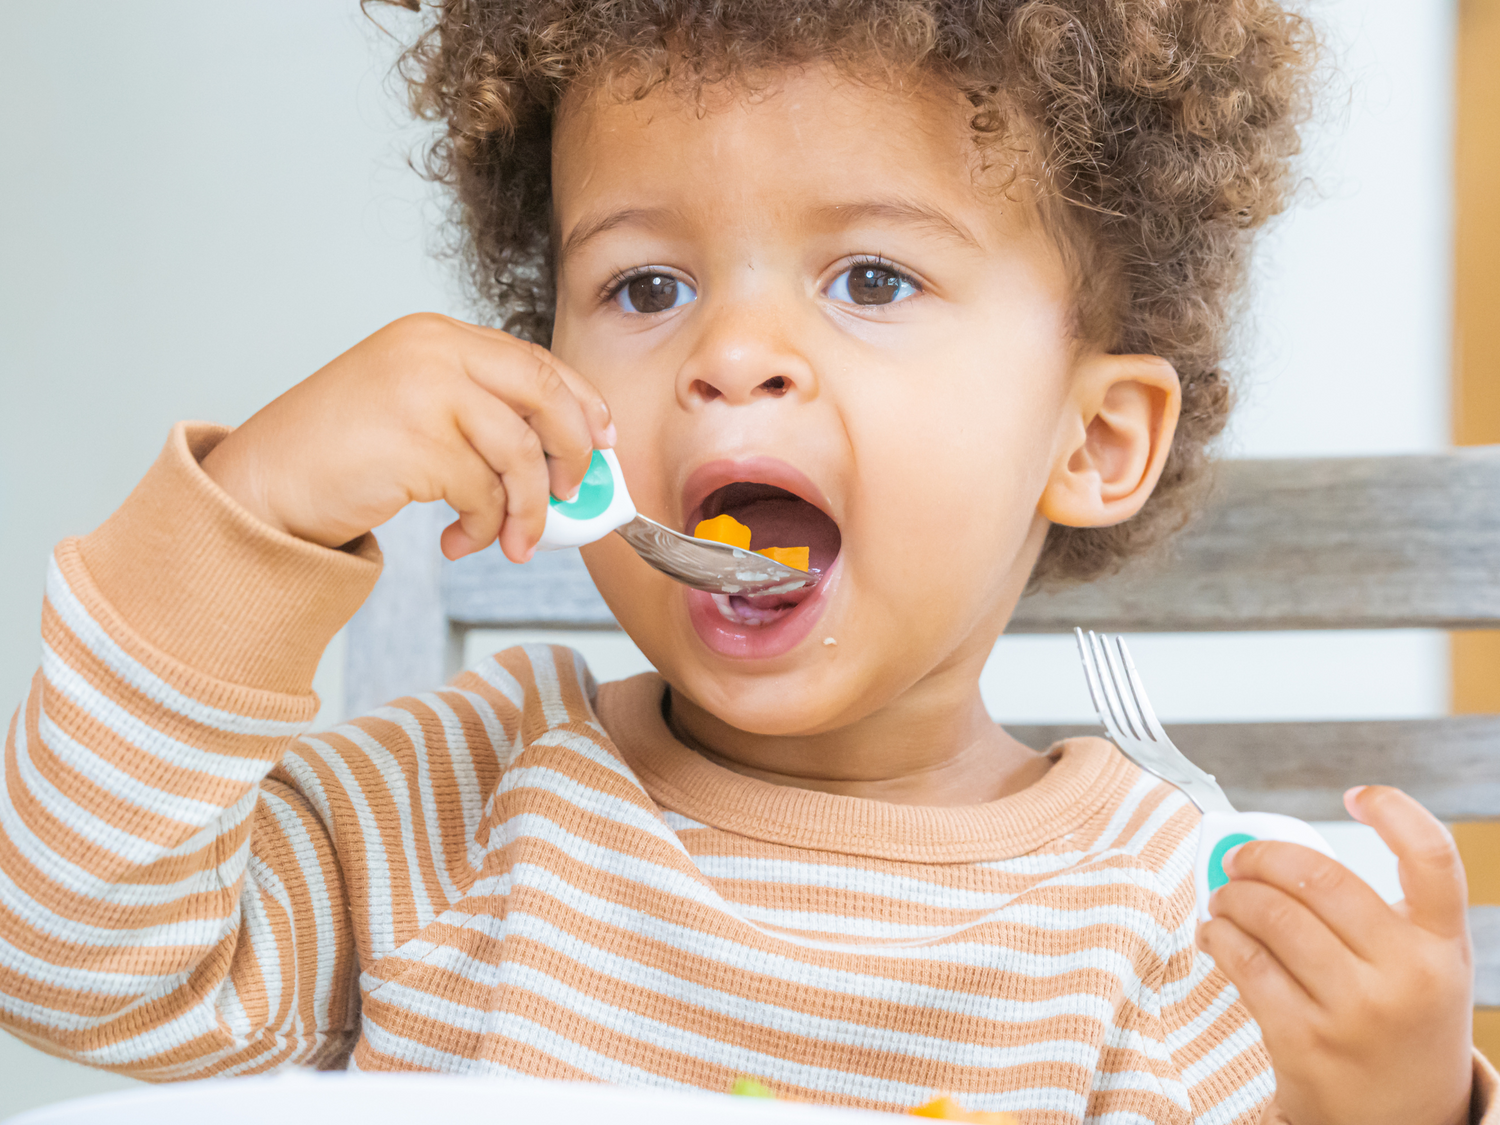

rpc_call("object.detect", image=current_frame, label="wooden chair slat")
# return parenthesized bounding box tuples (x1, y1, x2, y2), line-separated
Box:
(445, 544, 616, 629)
(436, 450, 1500, 634)
(1008, 717, 1500, 821)
(1012, 448, 1500, 633)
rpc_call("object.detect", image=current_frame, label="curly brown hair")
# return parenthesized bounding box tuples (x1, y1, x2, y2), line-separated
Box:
(372, 0, 1317, 586)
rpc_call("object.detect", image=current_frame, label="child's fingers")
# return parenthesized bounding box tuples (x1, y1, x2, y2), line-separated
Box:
(503, 334, 617, 449)
(437, 448, 507, 561)
(453, 387, 553, 561)
(441, 509, 503, 561)
(457, 319, 617, 446)
(464, 342, 599, 504)
(1197, 914, 1315, 1024)
(1207, 876, 1356, 1005)
(456, 327, 612, 502)
(1221, 840, 1393, 963)
(1345, 785, 1468, 940)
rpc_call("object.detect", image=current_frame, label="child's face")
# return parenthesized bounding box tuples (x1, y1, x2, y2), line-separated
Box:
(551, 64, 1169, 738)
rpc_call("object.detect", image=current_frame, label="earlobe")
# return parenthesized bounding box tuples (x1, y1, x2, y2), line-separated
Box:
(1038, 353, 1181, 529)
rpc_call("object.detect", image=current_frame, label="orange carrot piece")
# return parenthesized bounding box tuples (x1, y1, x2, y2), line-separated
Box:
(755, 546, 810, 571)
(909, 1096, 1018, 1123)
(693, 514, 752, 550)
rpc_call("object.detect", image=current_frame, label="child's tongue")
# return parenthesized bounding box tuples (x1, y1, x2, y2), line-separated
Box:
(711, 590, 808, 626)
(704, 493, 838, 627)
(721, 495, 841, 573)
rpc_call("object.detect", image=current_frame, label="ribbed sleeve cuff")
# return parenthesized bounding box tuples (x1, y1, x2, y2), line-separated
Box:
(73, 421, 382, 695)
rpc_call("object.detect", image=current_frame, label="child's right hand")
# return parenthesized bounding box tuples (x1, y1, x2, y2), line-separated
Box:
(201, 314, 615, 562)
(1199, 786, 1475, 1125)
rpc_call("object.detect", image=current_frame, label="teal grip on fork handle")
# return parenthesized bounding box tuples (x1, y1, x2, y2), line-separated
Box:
(536, 448, 638, 551)
(1194, 810, 1340, 923)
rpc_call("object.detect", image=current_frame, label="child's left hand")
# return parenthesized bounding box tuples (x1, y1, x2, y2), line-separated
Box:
(1197, 785, 1475, 1125)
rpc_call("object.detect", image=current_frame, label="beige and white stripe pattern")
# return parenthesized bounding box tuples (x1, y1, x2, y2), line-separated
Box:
(0, 425, 1457, 1123)
(3, 563, 1271, 1122)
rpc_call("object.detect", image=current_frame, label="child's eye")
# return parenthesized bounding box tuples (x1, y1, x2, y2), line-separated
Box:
(613, 272, 697, 314)
(825, 261, 921, 307)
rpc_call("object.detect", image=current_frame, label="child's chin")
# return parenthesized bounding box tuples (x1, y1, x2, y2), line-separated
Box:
(678, 671, 845, 739)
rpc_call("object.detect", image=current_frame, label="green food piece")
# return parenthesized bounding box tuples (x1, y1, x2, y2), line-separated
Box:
(731, 1077, 775, 1099)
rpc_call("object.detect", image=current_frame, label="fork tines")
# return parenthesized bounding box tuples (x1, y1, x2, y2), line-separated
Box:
(1073, 628, 1169, 748)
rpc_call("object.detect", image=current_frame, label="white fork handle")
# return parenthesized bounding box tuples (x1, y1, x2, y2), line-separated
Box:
(1194, 810, 1340, 923)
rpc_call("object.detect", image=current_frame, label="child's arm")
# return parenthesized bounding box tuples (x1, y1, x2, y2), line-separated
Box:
(1198, 786, 1483, 1125)
(0, 425, 379, 1073)
(0, 315, 610, 1075)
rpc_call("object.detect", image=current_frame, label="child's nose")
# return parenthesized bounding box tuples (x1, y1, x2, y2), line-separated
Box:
(674, 301, 818, 408)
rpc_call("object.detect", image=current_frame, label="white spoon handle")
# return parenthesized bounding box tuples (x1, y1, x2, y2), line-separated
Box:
(536, 448, 638, 551)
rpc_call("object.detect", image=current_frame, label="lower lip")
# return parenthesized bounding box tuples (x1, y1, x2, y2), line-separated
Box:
(685, 561, 839, 660)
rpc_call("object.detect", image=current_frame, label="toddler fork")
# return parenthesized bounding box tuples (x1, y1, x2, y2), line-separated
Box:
(1074, 628, 1343, 921)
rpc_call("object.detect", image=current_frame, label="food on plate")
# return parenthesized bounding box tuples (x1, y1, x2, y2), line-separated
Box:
(728, 1079, 1016, 1122)
(907, 1096, 1018, 1123)
(730, 1077, 776, 1099)
(693, 515, 809, 570)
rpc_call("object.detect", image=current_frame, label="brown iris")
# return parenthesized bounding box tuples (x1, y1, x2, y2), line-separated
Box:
(846, 265, 903, 306)
(625, 274, 679, 313)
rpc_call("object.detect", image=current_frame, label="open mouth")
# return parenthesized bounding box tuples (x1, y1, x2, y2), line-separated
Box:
(689, 481, 842, 628)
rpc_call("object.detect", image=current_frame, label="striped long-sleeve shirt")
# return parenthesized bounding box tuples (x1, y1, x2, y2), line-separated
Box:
(3, 425, 1495, 1123)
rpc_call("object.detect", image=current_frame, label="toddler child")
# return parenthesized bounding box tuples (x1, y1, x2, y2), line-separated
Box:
(1, 2, 1489, 1122)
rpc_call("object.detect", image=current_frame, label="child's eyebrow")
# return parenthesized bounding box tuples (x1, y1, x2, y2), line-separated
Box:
(559, 198, 982, 269)
(558, 206, 685, 269)
(813, 199, 982, 251)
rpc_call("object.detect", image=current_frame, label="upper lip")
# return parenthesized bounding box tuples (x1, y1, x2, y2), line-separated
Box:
(679, 457, 836, 532)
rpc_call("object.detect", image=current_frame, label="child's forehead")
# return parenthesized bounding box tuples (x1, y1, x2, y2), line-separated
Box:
(559, 61, 976, 153)
(551, 62, 1039, 237)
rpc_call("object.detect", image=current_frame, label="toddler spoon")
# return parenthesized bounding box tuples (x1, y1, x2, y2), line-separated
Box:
(536, 449, 817, 596)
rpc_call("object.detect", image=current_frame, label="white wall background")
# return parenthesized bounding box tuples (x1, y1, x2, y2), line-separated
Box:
(0, 0, 1452, 1117)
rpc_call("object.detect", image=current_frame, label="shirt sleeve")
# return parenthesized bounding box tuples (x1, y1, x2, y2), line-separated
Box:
(0, 422, 379, 1078)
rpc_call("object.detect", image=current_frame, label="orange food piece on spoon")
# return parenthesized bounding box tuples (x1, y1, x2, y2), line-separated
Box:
(693, 514, 752, 549)
(694, 514, 808, 570)
(755, 545, 809, 571)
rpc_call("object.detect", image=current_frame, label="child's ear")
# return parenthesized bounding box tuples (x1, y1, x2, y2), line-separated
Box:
(1038, 353, 1182, 529)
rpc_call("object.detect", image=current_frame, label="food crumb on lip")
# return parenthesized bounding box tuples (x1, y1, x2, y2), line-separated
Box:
(823, 636, 837, 646)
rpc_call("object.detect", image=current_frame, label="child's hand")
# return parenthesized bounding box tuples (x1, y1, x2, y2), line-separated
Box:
(1197, 786, 1474, 1125)
(201, 314, 615, 561)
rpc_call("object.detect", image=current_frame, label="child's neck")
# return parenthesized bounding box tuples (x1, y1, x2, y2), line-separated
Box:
(663, 679, 1051, 807)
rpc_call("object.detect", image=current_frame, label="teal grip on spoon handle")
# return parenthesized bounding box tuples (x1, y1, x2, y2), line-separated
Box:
(1193, 810, 1340, 923)
(535, 448, 638, 552)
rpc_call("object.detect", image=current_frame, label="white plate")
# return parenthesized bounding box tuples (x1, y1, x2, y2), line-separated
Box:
(3, 1072, 900, 1125)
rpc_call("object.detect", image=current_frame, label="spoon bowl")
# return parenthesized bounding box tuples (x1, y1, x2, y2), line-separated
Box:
(614, 514, 816, 595)
(539, 449, 818, 596)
